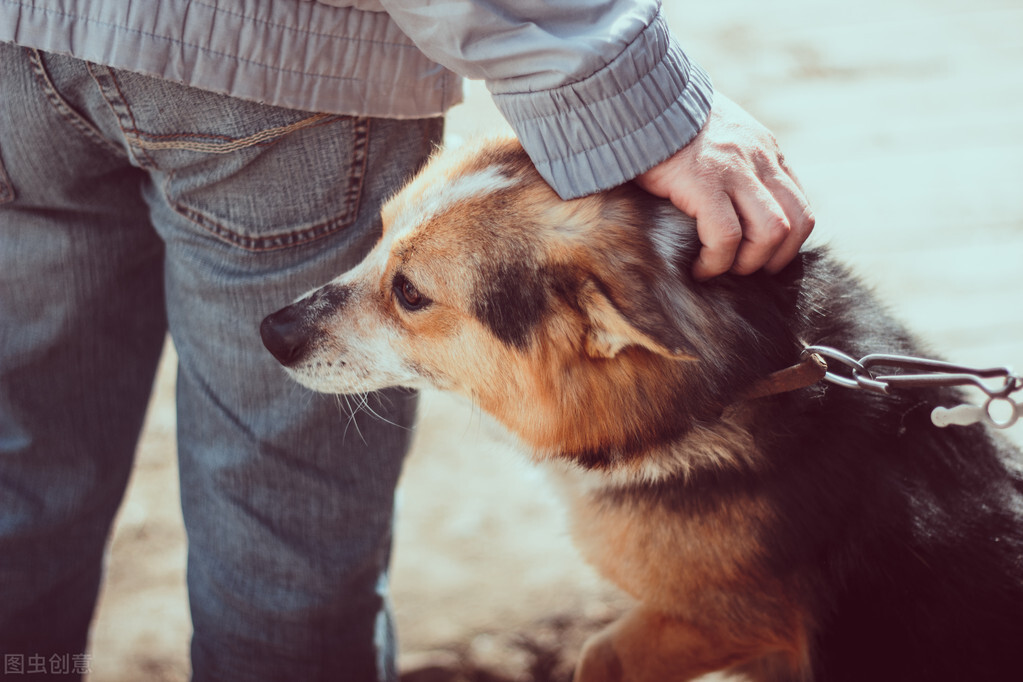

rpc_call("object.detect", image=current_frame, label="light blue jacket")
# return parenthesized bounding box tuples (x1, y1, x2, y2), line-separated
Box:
(0, 0, 713, 199)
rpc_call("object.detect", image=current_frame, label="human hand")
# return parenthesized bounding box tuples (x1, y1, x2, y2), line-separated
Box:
(635, 93, 815, 281)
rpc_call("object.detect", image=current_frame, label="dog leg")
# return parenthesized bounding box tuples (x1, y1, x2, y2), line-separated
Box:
(574, 604, 773, 682)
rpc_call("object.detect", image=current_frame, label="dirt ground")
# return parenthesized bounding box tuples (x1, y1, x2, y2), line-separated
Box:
(85, 1, 1023, 680)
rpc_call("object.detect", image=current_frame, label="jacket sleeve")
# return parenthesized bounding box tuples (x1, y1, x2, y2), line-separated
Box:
(377, 0, 714, 199)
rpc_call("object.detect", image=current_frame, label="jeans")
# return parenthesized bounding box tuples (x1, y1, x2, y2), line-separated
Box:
(0, 43, 443, 681)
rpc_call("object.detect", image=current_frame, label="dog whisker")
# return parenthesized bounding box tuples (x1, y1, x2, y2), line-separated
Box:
(335, 393, 366, 445)
(355, 392, 410, 432)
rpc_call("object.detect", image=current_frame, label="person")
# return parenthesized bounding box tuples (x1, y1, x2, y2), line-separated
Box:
(0, 1, 814, 680)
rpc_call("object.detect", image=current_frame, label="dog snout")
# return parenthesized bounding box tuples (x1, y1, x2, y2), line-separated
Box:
(261, 284, 351, 367)
(260, 304, 313, 367)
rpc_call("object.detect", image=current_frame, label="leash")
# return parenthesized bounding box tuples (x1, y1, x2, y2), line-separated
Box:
(738, 353, 828, 402)
(742, 346, 1022, 430)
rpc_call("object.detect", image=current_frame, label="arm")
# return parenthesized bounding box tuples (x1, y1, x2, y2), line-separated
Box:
(379, 0, 814, 278)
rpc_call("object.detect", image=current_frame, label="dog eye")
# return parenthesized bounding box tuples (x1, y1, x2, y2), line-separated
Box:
(393, 274, 431, 311)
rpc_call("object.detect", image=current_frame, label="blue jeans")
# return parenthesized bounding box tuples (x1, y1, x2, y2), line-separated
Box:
(0, 43, 442, 681)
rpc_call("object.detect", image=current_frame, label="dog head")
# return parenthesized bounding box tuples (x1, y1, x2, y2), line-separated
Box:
(261, 138, 795, 467)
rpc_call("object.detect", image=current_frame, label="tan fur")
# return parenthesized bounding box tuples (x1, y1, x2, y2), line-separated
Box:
(567, 479, 809, 681)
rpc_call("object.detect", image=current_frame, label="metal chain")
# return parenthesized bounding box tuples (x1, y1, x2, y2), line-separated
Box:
(801, 345, 1022, 430)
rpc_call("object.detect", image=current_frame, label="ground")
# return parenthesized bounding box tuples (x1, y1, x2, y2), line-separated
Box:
(84, 1, 1023, 680)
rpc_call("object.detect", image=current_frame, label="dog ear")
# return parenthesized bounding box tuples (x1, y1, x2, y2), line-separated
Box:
(577, 278, 699, 361)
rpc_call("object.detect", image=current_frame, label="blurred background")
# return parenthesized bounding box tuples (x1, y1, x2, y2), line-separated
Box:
(86, 0, 1023, 680)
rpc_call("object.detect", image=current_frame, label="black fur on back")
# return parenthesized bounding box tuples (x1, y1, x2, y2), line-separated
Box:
(649, 249, 1023, 681)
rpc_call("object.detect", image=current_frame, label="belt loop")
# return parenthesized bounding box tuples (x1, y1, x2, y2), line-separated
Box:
(85, 61, 159, 169)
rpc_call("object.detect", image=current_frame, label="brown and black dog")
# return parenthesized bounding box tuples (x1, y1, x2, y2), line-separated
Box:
(260, 138, 1023, 682)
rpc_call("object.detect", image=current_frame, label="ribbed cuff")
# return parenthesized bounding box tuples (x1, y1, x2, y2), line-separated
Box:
(491, 10, 713, 200)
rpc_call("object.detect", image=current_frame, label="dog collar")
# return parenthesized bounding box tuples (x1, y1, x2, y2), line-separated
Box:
(737, 352, 828, 402)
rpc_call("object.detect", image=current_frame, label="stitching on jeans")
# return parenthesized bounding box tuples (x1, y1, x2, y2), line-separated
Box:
(25, 49, 127, 159)
(112, 113, 351, 146)
(0, 149, 14, 204)
(93, 65, 160, 169)
(85, 65, 345, 159)
(128, 114, 338, 153)
(344, 117, 370, 230)
(166, 116, 370, 252)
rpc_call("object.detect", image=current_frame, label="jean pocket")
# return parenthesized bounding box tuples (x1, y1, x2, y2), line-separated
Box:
(161, 113, 369, 252)
(98, 68, 369, 251)
(0, 145, 14, 205)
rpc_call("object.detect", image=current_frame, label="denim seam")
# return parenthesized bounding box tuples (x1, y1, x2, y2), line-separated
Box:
(128, 114, 340, 153)
(347, 117, 371, 234)
(165, 116, 370, 252)
(25, 49, 128, 160)
(0, 148, 14, 204)
(113, 113, 349, 145)
(85, 63, 161, 170)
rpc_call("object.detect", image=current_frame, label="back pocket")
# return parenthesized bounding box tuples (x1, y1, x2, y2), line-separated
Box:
(158, 113, 369, 252)
(99, 67, 369, 251)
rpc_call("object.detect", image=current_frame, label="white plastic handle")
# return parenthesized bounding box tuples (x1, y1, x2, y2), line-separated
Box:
(932, 397, 1019, 429)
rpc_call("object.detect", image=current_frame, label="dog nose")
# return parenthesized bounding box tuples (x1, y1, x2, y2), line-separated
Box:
(260, 306, 310, 366)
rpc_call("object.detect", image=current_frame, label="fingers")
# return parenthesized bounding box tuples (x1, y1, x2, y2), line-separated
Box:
(764, 185, 815, 273)
(732, 167, 815, 275)
(690, 167, 814, 280)
(762, 163, 815, 272)
(691, 191, 743, 281)
(727, 181, 789, 276)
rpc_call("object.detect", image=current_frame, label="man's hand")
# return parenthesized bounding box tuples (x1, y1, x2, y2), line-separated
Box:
(635, 93, 815, 281)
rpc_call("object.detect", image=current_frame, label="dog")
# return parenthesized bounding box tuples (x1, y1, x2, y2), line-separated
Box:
(260, 138, 1023, 682)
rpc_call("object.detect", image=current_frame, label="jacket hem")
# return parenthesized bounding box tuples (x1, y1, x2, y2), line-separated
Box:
(0, 0, 463, 118)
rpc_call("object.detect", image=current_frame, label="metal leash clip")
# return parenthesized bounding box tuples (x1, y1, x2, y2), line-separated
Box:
(801, 345, 1022, 430)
